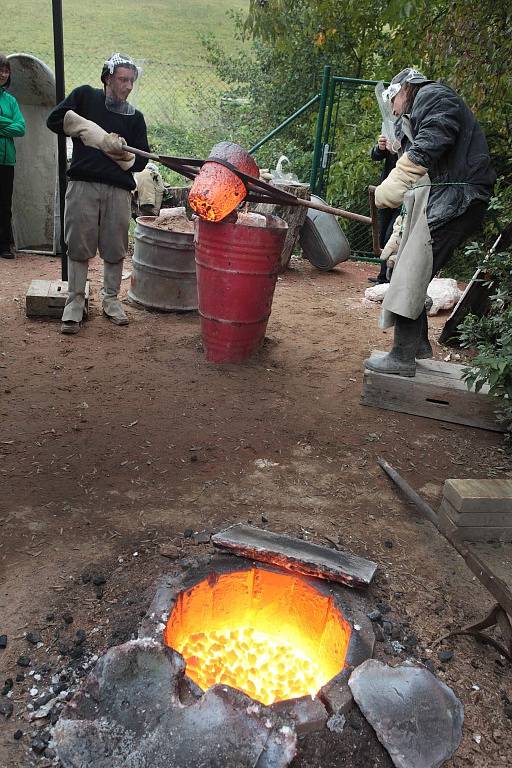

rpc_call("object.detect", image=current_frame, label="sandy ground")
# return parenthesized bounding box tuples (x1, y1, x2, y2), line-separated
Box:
(0, 251, 511, 766)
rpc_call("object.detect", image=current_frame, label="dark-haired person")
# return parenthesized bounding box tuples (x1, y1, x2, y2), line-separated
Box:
(365, 68, 495, 377)
(47, 53, 149, 334)
(0, 53, 25, 259)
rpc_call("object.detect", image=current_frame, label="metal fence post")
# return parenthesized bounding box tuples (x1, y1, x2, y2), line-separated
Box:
(52, 0, 67, 280)
(309, 65, 330, 195)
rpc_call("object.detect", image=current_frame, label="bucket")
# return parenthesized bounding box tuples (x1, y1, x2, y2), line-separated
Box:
(128, 210, 197, 311)
(195, 212, 287, 363)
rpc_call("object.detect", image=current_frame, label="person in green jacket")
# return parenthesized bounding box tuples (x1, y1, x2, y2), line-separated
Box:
(0, 54, 25, 259)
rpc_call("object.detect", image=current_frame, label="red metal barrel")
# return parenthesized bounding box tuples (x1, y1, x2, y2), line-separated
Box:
(195, 213, 288, 363)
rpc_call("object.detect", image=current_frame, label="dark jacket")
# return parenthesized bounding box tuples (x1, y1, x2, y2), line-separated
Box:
(370, 144, 397, 182)
(400, 82, 495, 231)
(47, 85, 149, 191)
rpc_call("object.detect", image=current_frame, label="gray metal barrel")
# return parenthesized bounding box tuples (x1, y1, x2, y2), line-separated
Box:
(128, 211, 197, 311)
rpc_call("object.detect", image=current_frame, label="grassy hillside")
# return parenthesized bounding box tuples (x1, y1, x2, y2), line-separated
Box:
(4, 0, 249, 134)
(4, 0, 247, 65)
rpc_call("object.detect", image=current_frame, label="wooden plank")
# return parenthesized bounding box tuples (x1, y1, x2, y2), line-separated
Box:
(438, 501, 512, 543)
(443, 478, 512, 514)
(212, 524, 377, 588)
(361, 354, 503, 432)
(378, 457, 512, 618)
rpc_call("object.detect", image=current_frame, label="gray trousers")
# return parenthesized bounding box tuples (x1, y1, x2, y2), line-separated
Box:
(63, 181, 131, 322)
(65, 180, 131, 264)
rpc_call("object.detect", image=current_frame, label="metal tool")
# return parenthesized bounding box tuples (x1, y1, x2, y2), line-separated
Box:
(123, 144, 372, 226)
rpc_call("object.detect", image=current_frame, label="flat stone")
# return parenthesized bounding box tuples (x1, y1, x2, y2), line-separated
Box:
(212, 524, 377, 588)
(271, 695, 328, 736)
(0, 700, 13, 719)
(26, 631, 42, 645)
(349, 660, 464, 768)
(159, 543, 181, 559)
(54, 638, 297, 768)
(16, 655, 31, 667)
(319, 667, 354, 716)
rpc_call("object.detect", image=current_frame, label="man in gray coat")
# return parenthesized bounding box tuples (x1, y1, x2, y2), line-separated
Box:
(365, 68, 495, 377)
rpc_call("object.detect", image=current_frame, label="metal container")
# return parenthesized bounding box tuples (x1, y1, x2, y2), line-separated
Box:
(128, 211, 197, 311)
(195, 213, 287, 363)
(299, 194, 351, 270)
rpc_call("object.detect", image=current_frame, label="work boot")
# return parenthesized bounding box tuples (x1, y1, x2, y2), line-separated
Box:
(364, 315, 422, 377)
(0, 246, 14, 259)
(416, 307, 433, 359)
(61, 258, 89, 334)
(101, 260, 129, 326)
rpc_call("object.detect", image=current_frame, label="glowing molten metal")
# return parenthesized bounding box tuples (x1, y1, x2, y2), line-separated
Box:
(164, 568, 351, 706)
(188, 141, 260, 223)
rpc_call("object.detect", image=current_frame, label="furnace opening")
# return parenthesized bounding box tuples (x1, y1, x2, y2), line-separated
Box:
(164, 568, 352, 706)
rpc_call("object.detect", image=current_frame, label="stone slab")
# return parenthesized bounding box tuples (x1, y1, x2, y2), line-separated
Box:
(26, 279, 90, 318)
(349, 660, 464, 768)
(212, 524, 377, 588)
(361, 355, 504, 432)
(270, 695, 328, 737)
(443, 478, 512, 514)
(53, 638, 297, 768)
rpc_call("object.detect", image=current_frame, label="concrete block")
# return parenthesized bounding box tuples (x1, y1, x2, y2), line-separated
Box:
(26, 279, 89, 319)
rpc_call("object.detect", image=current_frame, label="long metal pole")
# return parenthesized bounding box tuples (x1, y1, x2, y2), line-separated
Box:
(309, 65, 330, 195)
(52, 0, 67, 280)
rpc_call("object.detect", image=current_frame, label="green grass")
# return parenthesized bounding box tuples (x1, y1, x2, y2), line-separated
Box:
(4, 0, 247, 65)
(4, 0, 249, 127)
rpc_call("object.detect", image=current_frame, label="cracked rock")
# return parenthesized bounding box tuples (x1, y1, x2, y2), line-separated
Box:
(53, 638, 297, 768)
(349, 660, 463, 768)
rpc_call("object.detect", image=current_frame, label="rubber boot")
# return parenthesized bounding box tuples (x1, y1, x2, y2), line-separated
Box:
(368, 260, 389, 285)
(364, 315, 422, 377)
(101, 260, 129, 326)
(416, 307, 433, 359)
(61, 258, 89, 334)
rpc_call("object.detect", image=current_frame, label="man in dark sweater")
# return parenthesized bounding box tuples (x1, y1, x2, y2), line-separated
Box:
(47, 53, 149, 334)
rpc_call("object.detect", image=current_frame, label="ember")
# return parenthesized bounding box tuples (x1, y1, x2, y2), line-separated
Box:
(164, 568, 352, 705)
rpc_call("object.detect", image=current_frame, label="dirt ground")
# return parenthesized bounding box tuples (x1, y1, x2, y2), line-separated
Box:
(0, 251, 511, 767)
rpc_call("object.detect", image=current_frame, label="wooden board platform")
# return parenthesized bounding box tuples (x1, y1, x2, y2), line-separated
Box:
(26, 279, 90, 319)
(361, 354, 503, 432)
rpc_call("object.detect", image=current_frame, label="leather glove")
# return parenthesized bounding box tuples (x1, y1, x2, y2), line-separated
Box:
(63, 111, 134, 170)
(63, 110, 107, 148)
(375, 152, 427, 208)
(100, 133, 135, 170)
(386, 255, 396, 282)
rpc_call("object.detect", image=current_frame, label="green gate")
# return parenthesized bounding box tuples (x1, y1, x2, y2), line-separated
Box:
(311, 69, 388, 262)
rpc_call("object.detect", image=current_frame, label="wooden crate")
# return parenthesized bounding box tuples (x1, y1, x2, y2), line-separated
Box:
(361, 355, 503, 432)
(437, 478, 512, 543)
(26, 279, 89, 319)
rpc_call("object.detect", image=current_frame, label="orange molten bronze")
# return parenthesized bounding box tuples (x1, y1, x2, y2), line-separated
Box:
(164, 568, 351, 706)
(188, 142, 260, 222)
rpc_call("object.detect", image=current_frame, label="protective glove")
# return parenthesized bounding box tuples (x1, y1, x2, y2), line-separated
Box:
(374, 152, 427, 208)
(101, 133, 135, 171)
(63, 111, 135, 171)
(386, 254, 396, 282)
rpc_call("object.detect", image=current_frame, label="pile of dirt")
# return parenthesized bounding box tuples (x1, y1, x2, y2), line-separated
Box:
(151, 207, 195, 233)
